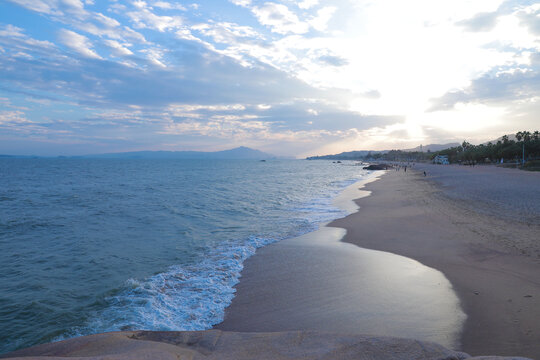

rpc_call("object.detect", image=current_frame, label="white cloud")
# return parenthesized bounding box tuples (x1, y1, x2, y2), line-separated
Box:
(0, 24, 26, 38)
(152, 1, 186, 10)
(229, 0, 251, 8)
(191, 22, 262, 44)
(298, 0, 318, 10)
(127, 8, 183, 31)
(60, 0, 86, 16)
(6, 0, 55, 14)
(167, 104, 246, 113)
(9, 0, 89, 17)
(103, 39, 133, 56)
(162, 118, 266, 137)
(0, 110, 55, 135)
(94, 12, 121, 27)
(309, 6, 336, 31)
(252, 3, 309, 34)
(0, 24, 56, 56)
(139, 47, 167, 67)
(3, 0, 540, 155)
(58, 29, 102, 59)
(0, 110, 30, 125)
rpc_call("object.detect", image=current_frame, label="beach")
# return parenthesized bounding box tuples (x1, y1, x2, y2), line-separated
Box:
(217, 164, 540, 358)
(2, 162, 539, 360)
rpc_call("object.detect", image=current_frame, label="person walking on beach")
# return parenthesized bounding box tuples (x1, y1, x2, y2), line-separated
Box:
(423, 171, 426, 177)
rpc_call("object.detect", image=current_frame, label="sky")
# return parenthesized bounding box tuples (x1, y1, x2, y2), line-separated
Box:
(0, 0, 539, 157)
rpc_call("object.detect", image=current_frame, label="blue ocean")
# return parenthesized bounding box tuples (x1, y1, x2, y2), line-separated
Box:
(0, 158, 372, 353)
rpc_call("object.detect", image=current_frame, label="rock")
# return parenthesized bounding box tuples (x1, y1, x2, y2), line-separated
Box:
(0, 330, 532, 360)
(363, 164, 390, 170)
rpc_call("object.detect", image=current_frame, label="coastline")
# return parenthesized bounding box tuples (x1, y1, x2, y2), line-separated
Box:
(331, 165, 540, 358)
(215, 173, 466, 349)
(216, 165, 540, 358)
(2, 164, 539, 359)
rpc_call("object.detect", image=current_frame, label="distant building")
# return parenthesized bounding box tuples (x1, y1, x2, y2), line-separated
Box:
(433, 155, 449, 164)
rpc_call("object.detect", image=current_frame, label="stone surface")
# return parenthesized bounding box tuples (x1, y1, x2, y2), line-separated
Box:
(0, 330, 532, 360)
(363, 164, 390, 170)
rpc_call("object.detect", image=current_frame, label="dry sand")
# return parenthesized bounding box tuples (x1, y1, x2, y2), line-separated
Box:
(218, 164, 540, 359)
(334, 165, 540, 358)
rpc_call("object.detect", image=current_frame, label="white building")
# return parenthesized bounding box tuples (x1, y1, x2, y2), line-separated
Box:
(433, 155, 449, 164)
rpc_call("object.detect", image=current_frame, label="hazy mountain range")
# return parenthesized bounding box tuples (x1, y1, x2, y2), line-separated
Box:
(401, 143, 460, 152)
(306, 143, 460, 160)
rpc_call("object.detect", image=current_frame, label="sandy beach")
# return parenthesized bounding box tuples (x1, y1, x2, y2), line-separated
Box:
(217, 164, 540, 358)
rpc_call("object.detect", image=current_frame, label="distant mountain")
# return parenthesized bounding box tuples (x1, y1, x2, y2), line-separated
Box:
(79, 146, 275, 160)
(401, 143, 460, 152)
(484, 134, 517, 144)
(0, 154, 40, 158)
(306, 143, 461, 160)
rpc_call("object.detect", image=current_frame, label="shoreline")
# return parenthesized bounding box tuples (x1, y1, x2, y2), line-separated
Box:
(331, 165, 540, 358)
(215, 173, 467, 349)
(2, 165, 539, 359)
(216, 164, 540, 358)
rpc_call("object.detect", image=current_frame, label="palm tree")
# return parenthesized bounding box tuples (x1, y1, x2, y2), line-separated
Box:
(533, 131, 539, 140)
(515, 131, 523, 141)
(502, 135, 509, 144)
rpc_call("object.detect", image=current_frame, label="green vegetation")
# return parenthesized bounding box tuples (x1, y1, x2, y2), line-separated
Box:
(435, 131, 540, 165)
(306, 131, 540, 170)
(521, 160, 540, 172)
(366, 150, 432, 162)
(363, 131, 540, 167)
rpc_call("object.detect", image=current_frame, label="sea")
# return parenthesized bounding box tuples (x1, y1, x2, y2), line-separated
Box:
(0, 158, 373, 353)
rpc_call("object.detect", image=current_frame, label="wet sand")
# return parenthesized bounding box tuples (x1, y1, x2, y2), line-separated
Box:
(216, 175, 467, 349)
(217, 165, 540, 358)
(215, 225, 465, 349)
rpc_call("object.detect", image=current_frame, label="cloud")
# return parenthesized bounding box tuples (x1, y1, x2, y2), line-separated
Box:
(58, 29, 102, 59)
(7, 0, 88, 17)
(0, 24, 55, 51)
(429, 66, 540, 111)
(139, 47, 167, 67)
(457, 12, 499, 32)
(103, 39, 133, 57)
(317, 54, 348, 67)
(191, 22, 262, 44)
(0, 31, 324, 109)
(4, 0, 539, 156)
(309, 6, 336, 31)
(152, 1, 187, 11)
(229, 0, 251, 8)
(126, 7, 183, 32)
(6, 0, 55, 14)
(0, 110, 30, 125)
(298, 0, 319, 10)
(0, 110, 59, 136)
(8, 0, 147, 45)
(94, 13, 121, 28)
(252, 3, 309, 34)
(516, 4, 540, 36)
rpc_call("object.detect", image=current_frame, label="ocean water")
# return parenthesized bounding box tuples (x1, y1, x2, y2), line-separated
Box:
(0, 158, 372, 353)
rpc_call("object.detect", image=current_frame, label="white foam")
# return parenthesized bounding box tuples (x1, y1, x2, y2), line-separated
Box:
(61, 169, 372, 338)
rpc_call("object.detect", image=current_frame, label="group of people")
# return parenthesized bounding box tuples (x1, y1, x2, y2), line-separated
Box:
(393, 162, 427, 177)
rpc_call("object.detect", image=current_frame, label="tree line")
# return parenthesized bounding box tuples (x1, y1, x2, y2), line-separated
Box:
(367, 130, 540, 165)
